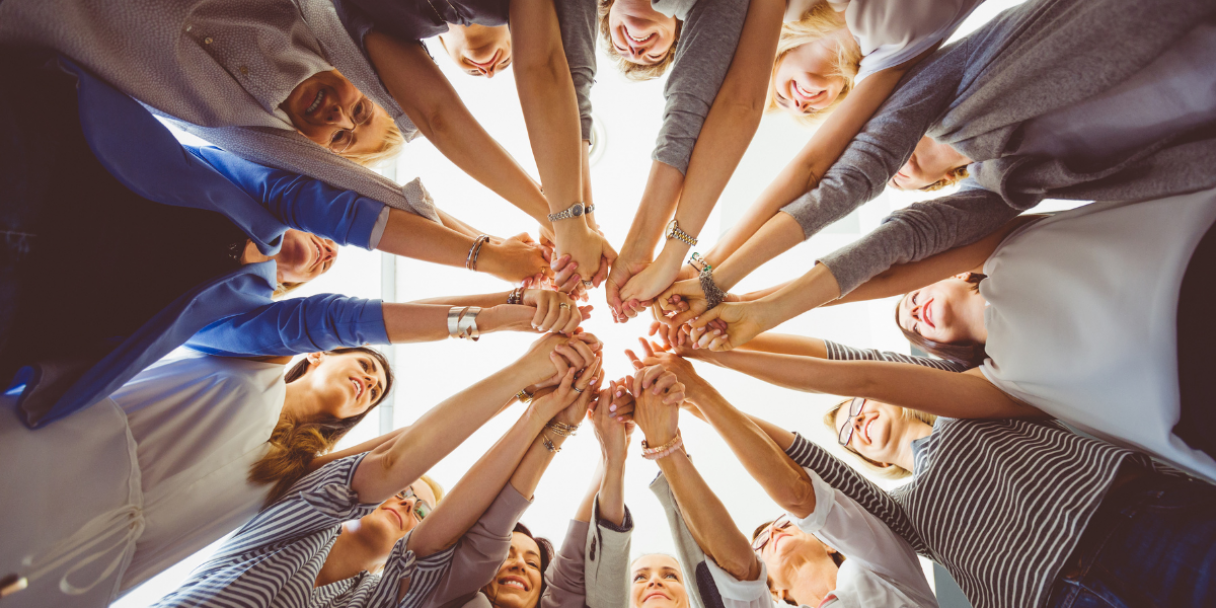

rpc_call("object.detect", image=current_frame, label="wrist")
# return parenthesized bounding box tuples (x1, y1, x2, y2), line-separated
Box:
(553, 217, 591, 238)
(642, 429, 677, 447)
(658, 240, 691, 265)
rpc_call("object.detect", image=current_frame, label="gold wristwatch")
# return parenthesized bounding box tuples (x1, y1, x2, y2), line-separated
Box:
(666, 219, 698, 246)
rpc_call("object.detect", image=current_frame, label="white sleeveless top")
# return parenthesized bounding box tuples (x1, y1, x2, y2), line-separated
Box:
(785, 0, 984, 83)
(0, 351, 284, 607)
(979, 189, 1216, 482)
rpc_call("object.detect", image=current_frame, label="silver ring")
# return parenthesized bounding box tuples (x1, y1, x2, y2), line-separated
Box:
(558, 303, 571, 309)
(572, 386, 585, 393)
(582, 280, 594, 288)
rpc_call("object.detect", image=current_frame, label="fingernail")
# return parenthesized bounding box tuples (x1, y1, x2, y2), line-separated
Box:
(609, 405, 617, 412)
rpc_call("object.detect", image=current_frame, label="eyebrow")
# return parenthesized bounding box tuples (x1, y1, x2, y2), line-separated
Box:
(366, 357, 386, 396)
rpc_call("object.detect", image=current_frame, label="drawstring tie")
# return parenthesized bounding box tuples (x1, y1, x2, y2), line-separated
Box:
(6, 505, 144, 597)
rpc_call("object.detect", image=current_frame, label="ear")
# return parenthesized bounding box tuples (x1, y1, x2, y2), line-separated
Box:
(304, 352, 325, 369)
(953, 272, 972, 281)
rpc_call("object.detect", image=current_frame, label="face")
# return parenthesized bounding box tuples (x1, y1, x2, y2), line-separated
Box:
(889, 137, 971, 190)
(272, 230, 337, 284)
(296, 351, 388, 421)
(897, 276, 987, 345)
(483, 532, 544, 608)
(350, 480, 437, 555)
(441, 24, 512, 77)
(755, 520, 838, 606)
(607, 0, 678, 65)
(630, 555, 687, 608)
(771, 42, 847, 115)
(281, 70, 393, 156)
(832, 399, 908, 466)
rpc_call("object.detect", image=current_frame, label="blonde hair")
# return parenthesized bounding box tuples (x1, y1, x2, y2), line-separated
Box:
(339, 119, 404, 168)
(419, 474, 445, 505)
(823, 398, 936, 479)
(919, 165, 970, 192)
(597, 0, 682, 81)
(767, 1, 861, 126)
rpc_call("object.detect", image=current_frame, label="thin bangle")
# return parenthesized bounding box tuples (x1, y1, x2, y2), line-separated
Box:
(542, 432, 562, 453)
(515, 388, 533, 403)
(466, 235, 490, 271)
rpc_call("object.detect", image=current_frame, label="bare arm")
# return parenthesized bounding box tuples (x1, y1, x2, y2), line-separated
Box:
(308, 427, 408, 473)
(365, 33, 552, 226)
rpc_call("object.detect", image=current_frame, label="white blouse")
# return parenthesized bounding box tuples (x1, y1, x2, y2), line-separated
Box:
(980, 189, 1216, 482)
(785, 0, 984, 83)
(0, 351, 284, 607)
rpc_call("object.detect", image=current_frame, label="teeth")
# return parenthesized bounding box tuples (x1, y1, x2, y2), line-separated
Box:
(628, 32, 652, 42)
(351, 378, 362, 398)
(501, 580, 526, 590)
(306, 90, 324, 114)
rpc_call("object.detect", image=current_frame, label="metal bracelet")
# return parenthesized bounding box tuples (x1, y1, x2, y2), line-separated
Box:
(542, 432, 562, 453)
(447, 306, 465, 339)
(455, 306, 481, 341)
(546, 420, 578, 437)
(515, 388, 533, 403)
(699, 264, 727, 311)
(507, 287, 524, 306)
(466, 235, 490, 271)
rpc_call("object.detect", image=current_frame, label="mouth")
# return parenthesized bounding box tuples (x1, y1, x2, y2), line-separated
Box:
(789, 80, 823, 106)
(497, 576, 529, 591)
(924, 298, 936, 329)
(643, 592, 671, 603)
(305, 88, 325, 115)
(350, 377, 364, 400)
(623, 25, 655, 44)
(311, 237, 324, 271)
(385, 506, 404, 530)
(863, 418, 874, 443)
(468, 49, 501, 69)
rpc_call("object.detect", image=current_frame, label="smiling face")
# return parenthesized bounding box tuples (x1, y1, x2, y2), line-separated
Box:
(294, 351, 389, 421)
(348, 479, 437, 559)
(630, 555, 687, 608)
(606, 0, 678, 65)
(484, 532, 544, 608)
(897, 277, 988, 346)
(281, 70, 393, 157)
(771, 41, 847, 116)
(440, 24, 513, 78)
(755, 521, 838, 606)
(889, 137, 973, 191)
(271, 230, 338, 285)
(832, 399, 911, 467)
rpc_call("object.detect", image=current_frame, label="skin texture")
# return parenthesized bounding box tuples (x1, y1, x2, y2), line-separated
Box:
(889, 137, 974, 190)
(755, 520, 838, 606)
(483, 532, 545, 608)
(897, 275, 989, 345)
(832, 400, 930, 471)
(280, 70, 393, 156)
(630, 555, 688, 608)
(241, 230, 337, 285)
(282, 351, 388, 421)
(441, 24, 514, 78)
(608, 0, 679, 64)
(771, 36, 851, 115)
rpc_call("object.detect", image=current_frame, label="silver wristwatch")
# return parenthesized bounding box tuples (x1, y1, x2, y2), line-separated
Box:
(548, 202, 594, 223)
(666, 219, 698, 246)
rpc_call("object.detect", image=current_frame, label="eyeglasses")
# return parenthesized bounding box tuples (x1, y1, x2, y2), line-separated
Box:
(327, 99, 373, 154)
(397, 487, 433, 522)
(836, 397, 866, 449)
(751, 515, 793, 553)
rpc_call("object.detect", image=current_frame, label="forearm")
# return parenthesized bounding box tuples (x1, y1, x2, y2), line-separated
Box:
(509, 429, 568, 499)
(437, 208, 484, 238)
(378, 209, 479, 266)
(695, 350, 851, 394)
(712, 212, 805, 289)
(408, 291, 511, 307)
(574, 460, 606, 524)
(687, 384, 816, 517)
(409, 412, 548, 556)
(734, 333, 828, 357)
(756, 263, 842, 329)
(596, 456, 626, 526)
(655, 451, 761, 581)
(705, 164, 819, 270)
(381, 303, 452, 343)
(308, 427, 408, 473)
(621, 162, 685, 258)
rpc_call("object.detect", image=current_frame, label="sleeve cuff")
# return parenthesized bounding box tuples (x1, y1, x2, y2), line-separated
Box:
(482, 484, 535, 536)
(788, 469, 836, 533)
(401, 177, 441, 223)
(593, 496, 634, 533)
(703, 558, 770, 602)
(367, 206, 391, 249)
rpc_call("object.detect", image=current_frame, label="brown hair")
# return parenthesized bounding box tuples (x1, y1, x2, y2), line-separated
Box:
(249, 347, 395, 505)
(823, 398, 937, 479)
(751, 520, 846, 567)
(919, 165, 970, 192)
(766, 1, 861, 126)
(339, 119, 405, 168)
(897, 273, 988, 368)
(484, 523, 554, 607)
(597, 0, 682, 81)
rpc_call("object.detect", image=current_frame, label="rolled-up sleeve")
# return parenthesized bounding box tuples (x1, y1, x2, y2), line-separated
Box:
(188, 146, 386, 250)
(186, 295, 390, 356)
(584, 499, 633, 608)
(554, 0, 598, 140)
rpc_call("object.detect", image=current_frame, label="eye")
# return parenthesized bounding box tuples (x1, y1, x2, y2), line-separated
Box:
(360, 360, 369, 372)
(330, 129, 351, 148)
(527, 560, 540, 570)
(499, 57, 511, 68)
(353, 100, 368, 124)
(371, 387, 379, 400)
(912, 291, 919, 305)
(665, 573, 678, 580)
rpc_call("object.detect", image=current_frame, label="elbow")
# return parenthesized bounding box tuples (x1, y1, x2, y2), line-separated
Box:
(515, 53, 568, 87)
(716, 553, 763, 582)
(775, 476, 817, 520)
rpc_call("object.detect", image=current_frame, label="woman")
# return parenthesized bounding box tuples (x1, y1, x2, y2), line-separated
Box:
(602, 0, 789, 320)
(640, 353, 1216, 608)
(888, 137, 972, 192)
(439, 25, 514, 78)
(655, 0, 1216, 326)
(630, 555, 688, 608)
(0, 51, 583, 429)
(628, 360, 937, 608)
(143, 343, 602, 608)
(420, 374, 635, 608)
(0, 334, 591, 608)
(681, 190, 1216, 481)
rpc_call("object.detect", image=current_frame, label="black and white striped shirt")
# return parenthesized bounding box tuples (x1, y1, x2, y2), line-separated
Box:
(152, 453, 456, 608)
(823, 340, 968, 372)
(785, 420, 1166, 608)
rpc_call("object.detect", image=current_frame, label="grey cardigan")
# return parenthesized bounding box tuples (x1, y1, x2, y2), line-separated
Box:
(779, 0, 1216, 294)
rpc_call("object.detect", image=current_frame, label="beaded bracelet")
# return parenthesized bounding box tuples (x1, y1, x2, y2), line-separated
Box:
(641, 434, 683, 460)
(542, 432, 562, 453)
(546, 420, 579, 437)
(507, 287, 524, 305)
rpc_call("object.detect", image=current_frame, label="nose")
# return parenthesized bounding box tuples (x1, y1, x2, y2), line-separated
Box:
(323, 103, 355, 129)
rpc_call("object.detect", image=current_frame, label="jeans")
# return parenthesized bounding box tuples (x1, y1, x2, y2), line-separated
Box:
(1046, 469, 1216, 608)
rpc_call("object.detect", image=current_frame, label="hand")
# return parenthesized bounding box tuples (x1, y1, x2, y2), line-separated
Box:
(553, 354, 602, 427)
(479, 301, 592, 336)
(530, 356, 600, 421)
(522, 289, 588, 334)
(631, 365, 683, 447)
(515, 332, 594, 387)
(618, 255, 682, 321)
(624, 345, 706, 399)
(481, 233, 553, 285)
(589, 379, 636, 463)
(687, 301, 774, 352)
(605, 252, 653, 323)
(657, 279, 743, 327)
(591, 226, 618, 289)
(553, 222, 606, 286)
(645, 321, 695, 358)
(538, 332, 603, 389)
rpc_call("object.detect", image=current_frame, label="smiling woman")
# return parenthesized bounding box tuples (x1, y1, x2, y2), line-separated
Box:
(629, 555, 688, 608)
(280, 70, 401, 165)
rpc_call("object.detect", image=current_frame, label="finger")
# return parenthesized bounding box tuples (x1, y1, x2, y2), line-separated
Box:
(664, 383, 686, 405)
(568, 339, 595, 366)
(688, 307, 721, 330)
(651, 371, 677, 395)
(539, 298, 564, 332)
(623, 349, 644, 370)
(557, 343, 588, 369)
(559, 271, 581, 294)
(546, 351, 570, 385)
(576, 356, 602, 392)
(557, 366, 577, 393)
(648, 320, 660, 337)
(592, 255, 610, 288)
(637, 337, 656, 359)
(605, 276, 624, 322)
(612, 401, 635, 420)
(531, 295, 549, 330)
(556, 303, 574, 335)
(669, 307, 704, 328)
(708, 333, 732, 352)
(640, 365, 664, 390)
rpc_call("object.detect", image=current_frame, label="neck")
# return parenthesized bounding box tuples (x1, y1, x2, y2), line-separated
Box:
(281, 381, 323, 424)
(314, 523, 386, 588)
(893, 420, 933, 473)
(241, 240, 271, 265)
(963, 292, 990, 344)
(796, 555, 839, 607)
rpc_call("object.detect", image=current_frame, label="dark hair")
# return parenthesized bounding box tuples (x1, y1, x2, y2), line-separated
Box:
(897, 273, 988, 368)
(751, 520, 846, 568)
(484, 522, 554, 606)
(249, 347, 395, 505)
(919, 165, 970, 192)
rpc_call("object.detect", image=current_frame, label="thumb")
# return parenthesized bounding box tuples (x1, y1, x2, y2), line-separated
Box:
(688, 307, 722, 330)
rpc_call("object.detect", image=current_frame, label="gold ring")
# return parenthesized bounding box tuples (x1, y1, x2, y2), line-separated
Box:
(559, 303, 571, 309)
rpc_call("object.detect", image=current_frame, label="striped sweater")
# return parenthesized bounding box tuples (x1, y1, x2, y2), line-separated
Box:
(784, 420, 1164, 608)
(152, 453, 456, 608)
(823, 340, 968, 372)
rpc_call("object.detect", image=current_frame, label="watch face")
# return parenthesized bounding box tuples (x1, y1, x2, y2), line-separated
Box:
(572, 205, 583, 217)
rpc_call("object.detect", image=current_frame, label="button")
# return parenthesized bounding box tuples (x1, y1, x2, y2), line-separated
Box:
(204, 37, 213, 44)
(185, 25, 192, 32)
(239, 66, 249, 75)
(0, 575, 28, 598)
